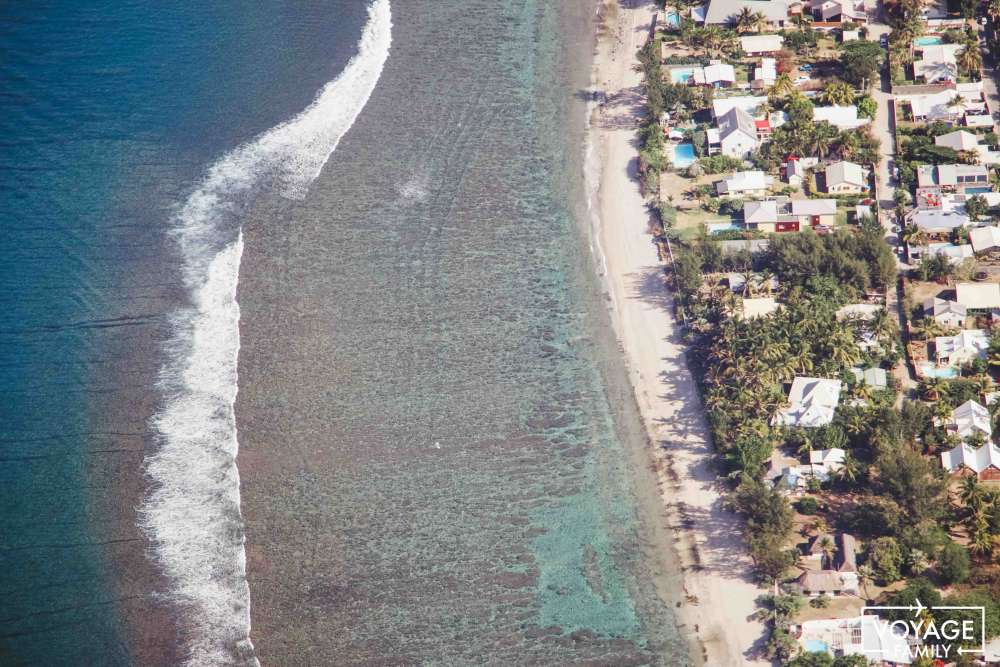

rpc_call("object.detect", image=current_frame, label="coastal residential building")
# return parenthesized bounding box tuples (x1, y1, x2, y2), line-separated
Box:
(908, 208, 970, 235)
(716, 106, 759, 158)
(783, 156, 818, 186)
(693, 61, 737, 87)
(712, 96, 768, 119)
(923, 297, 967, 328)
(741, 296, 781, 319)
(947, 399, 993, 440)
(716, 170, 773, 196)
(812, 105, 870, 130)
(793, 616, 912, 664)
(957, 282, 1000, 310)
(697, 0, 790, 28)
(941, 442, 1000, 479)
(935, 329, 989, 367)
(803, 532, 857, 570)
(795, 569, 858, 596)
(809, 447, 845, 479)
(790, 199, 837, 227)
(970, 225, 1000, 254)
(824, 161, 868, 194)
(851, 366, 888, 389)
(836, 303, 882, 321)
(914, 43, 963, 84)
(898, 82, 993, 128)
(726, 272, 778, 293)
(720, 238, 770, 254)
(751, 57, 777, 90)
(740, 34, 784, 55)
(936, 129, 981, 151)
(811, 0, 867, 22)
(916, 164, 989, 191)
(773, 377, 842, 428)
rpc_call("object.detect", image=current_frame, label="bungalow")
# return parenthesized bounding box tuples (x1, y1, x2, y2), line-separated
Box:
(957, 281, 1000, 310)
(936, 129, 981, 151)
(900, 82, 992, 128)
(836, 303, 882, 320)
(812, 105, 871, 130)
(914, 43, 963, 84)
(699, 0, 790, 28)
(773, 377, 842, 428)
(923, 297, 967, 328)
(935, 329, 989, 367)
(740, 34, 784, 56)
(809, 447, 845, 479)
(693, 62, 737, 87)
(851, 366, 888, 389)
(916, 164, 989, 191)
(941, 442, 1000, 480)
(948, 399, 992, 440)
(751, 57, 777, 90)
(970, 225, 1000, 254)
(712, 95, 768, 119)
(803, 532, 857, 570)
(783, 156, 818, 186)
(717, 170, 773, 196)
(716, 106, 759, 158)
(793, 616, 912, 664)
(908, 208, 970, 235)
(790, 199, 837, 228)
(795, 570, 858, 596)
(811, 0, 867, 22)
(743, 199, 780, 232)
(824, 161, 868, 194)
(741, 296, 781, 319)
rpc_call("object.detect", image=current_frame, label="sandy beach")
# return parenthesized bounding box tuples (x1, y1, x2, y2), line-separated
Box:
(588, 2, 770, 664)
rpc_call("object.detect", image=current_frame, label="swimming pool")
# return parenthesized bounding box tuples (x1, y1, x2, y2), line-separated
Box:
(966, 186, 993, 194)
(920, 364, 958, 378)
(915, 35, 943, 45)
(673, 142, 696, 168)
(670, 67, 695, 84)
(665, 10, 681, 27)
(803, 640, 829, 654)
(708, 221, 740, 234)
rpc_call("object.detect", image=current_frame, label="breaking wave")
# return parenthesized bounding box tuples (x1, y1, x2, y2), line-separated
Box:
(139, 1, 392, 664)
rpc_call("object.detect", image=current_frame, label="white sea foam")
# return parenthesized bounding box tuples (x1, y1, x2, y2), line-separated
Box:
(140, 2, 392, 664)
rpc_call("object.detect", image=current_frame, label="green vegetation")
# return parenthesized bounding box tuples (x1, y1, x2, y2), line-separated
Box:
(839, 41, 883, 88)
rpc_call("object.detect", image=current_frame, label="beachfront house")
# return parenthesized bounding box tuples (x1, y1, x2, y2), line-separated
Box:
(716, 107, 759, 158)
(795, 570, 858, 596)
(916, 164, 989, 192)
(923, 297, 967, 328)
(716, 170, 773, 196)
(948, 399, 993, 440)
(740, 34, 784, 56)
(970, 226, 1000, 255)
(824, 161, 868, 194)
(793, 616, 912, 663)
(693, 61, 736, 87)
(914, 43, 963, 84)
(936, 129, 982, 151)
(803, 532, 857, 570)
(941, 442, 1000, 479)
(773, 377, 842, 428)
(935, 329, 989, 367)
(696, 0, 790, 28)
(957, 282, 1000, 311)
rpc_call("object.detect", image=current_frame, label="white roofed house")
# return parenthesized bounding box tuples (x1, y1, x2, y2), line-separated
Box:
(712, 95, 768, 120)
(716, 106, 760, 158)
(914, 43, 963, 84)
(693, 61, 737, 87)
(812, 105, 871, 131)
(743, 199, 779, 233)
(970, 226, 1000, 254)
(916, 164, 989, 192)
(700, 0, 791, 27)
(783, 156, 818, 186)
(773, 377, 842, 428)
(947, 399, 993, 440)
(935, 329, 989, 367)
(923, 297, 967, 328)
(790, 199, 837, 229)
(793, 616, 911, 664)
(956, 281, 1000, 310)
(936, 129, 981, 151)
(824, 161, 868, 194)
(751, 57, 777, 90)
(716, 170, 773, 196)
(811, 0, 867, 22)
(941, 441, 1000, 480)
(908, 207, 970, 235)
(898, 82, 993, 129)
(740, 34, 784, 56)
(809, 447, 846, 480)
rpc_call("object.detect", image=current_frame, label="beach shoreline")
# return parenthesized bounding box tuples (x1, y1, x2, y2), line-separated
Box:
(585, 1, 769, 664)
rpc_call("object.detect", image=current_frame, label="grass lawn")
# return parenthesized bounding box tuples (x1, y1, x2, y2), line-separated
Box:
(675, 206, 737, 240)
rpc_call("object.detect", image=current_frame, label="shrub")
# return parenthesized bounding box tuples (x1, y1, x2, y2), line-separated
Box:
(698, 154, 745, 174)
(797, 496, 820, 515)
(937, 541, 971, 585)
(868, 536, 904, 584)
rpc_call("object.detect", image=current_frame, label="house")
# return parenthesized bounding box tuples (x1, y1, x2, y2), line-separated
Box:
(923, 297, 967, 328)
(727, 271, 778, 293)
(717, 106, 759, 158)
(740, 34, 784, 56)
(751, 57, 777, 90)
(700, 0, 790, 28)
(935, 329, 989, 366)
(712, 95, 768, 120)
(693, 61, 737, 87)
(811, 0, 867, 22)
(741, 296, 781, 319)
(936, 129, 981, 151)
(790, 199, 837, 227)
(720, 238, 770, 254)
(783, 156, 818, 186)
(914, 43, 963, 84)
(851, 366, 888, 388)
(810, 447, 846, 479)
(773, 377, 842, 428)
(824, 161, 868, 194)
(804, 533, 835, 563)
(916, 164, 989, 191)
(957, 282, 1000, 310)
(836, 303, 882, 321)
(812, 105, 871, 130)
(795, 570, 858, 596)
(899, 82, 992, 128)
(948, 399, 993, 440)
(793, 616, 912, 664)
(743, 199, 780, 231)
(941, 442, 1000, 480)
(717, 170, 773, 196)
(908, 208, 970, 234)
(802, 532, 858, 571)
(970, 226, 1000, 254)
(841, 29, 859, 41)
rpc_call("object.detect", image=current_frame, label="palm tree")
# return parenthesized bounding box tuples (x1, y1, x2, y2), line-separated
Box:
(821, 81, 856, 106)
(837, 451, 861, 486)
(818, 535, 837, 568)
(857, 564, 875, 602)
(988, 0, 1000, 22)
(959, 475, 984, 510)
(958, 43, 983, 80)
(735, 7, 760, 33)
(769, 73, 795, 101)
(900, 223, 926, 249)
(811, 123, 838, 160)
(957, 149, 981, 165)
(870, 308, 898, 344)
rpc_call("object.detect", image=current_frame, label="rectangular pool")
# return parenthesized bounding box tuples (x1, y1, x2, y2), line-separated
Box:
(966, 186, 993, 194)
(915, 36, 942, 45)
(920, 363, 958, 378)
(672, 142, 696, 168)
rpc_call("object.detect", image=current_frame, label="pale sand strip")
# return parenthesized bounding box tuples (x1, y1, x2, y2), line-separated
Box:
(587, 2, 769, 664)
